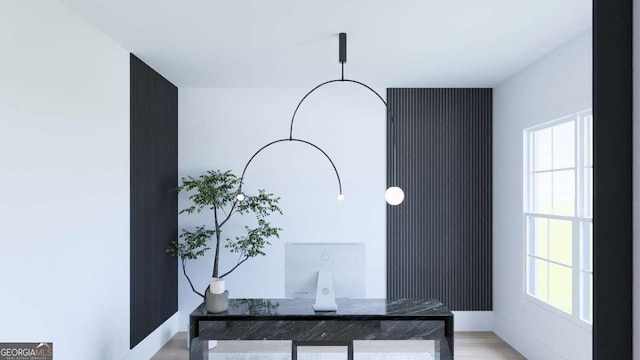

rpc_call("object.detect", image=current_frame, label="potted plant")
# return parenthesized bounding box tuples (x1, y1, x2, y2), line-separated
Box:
(166, 170, 282, 312)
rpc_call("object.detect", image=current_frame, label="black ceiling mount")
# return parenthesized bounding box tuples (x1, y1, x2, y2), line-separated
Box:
(339, 33, 347, 64)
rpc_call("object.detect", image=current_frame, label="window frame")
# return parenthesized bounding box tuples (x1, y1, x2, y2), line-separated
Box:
(522, 109, 592, 329)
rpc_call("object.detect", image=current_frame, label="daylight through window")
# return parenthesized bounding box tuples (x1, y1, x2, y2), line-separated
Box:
(524, 109, 592, 323)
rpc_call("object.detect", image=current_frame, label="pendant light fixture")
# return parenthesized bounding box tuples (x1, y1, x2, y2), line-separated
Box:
(237, 33, 404, 206)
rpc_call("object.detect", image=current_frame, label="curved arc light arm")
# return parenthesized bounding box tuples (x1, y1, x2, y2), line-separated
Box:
(288, 79, 396, 139)
(288, 79, 342, 139)
(238, 138, 343, 195)
(287, 78, 399, 187)
(239, 138, 290, 186)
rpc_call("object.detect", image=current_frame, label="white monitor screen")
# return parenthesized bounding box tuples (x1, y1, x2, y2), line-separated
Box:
(285, 242, 366, 299)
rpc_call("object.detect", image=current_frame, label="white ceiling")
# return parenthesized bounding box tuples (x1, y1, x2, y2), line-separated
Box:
(61, 0, 591, 88)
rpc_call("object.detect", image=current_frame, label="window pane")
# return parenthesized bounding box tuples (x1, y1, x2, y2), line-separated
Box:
(528, 257, 548, 301)
(532, 173, 552, 213)
(552, 121, 575, 169)
(581, 222, 592, 271)
(549, 263, 572, 313)
(549, 219, 572, 265)
(552, 170, 575, 216)
(581, 272, 593, 323)
(533, 128, 553, 171)
(527, 217, 548, 257)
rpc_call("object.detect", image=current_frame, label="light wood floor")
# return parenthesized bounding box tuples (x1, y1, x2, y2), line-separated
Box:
(151, 332, 525, 360)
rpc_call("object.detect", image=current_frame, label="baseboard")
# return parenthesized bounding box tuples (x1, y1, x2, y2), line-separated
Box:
(119, 312, 179, 360)
(451, 311, 493, 331)
(492, 311, 564, 360)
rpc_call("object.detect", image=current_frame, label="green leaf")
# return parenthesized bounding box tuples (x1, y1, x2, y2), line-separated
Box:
(175, 169, 283, 278)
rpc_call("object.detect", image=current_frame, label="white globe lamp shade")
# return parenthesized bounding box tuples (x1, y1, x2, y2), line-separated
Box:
(337, 194, 345, 201)
(385, 186, 405, 205)
(236, 193, 245, 201)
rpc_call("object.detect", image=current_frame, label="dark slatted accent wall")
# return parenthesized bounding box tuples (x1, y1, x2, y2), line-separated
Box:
(130, 54, 178, 348)
(593, 0, 633, 357)
(387, 88, 492, 311)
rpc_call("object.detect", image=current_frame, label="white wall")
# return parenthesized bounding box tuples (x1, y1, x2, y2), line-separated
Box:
(493, 30, 592, 360)
(0, 2, 131, 359)
(178, 86, 387, 326)
(633, 0, 640, 358)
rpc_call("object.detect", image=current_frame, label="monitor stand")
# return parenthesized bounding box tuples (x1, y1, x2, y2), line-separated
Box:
(312, 270, 338, 312)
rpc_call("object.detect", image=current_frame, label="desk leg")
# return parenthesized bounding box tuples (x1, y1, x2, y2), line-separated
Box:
(189, 336, 208, 360)
(435, 318, 454, 360)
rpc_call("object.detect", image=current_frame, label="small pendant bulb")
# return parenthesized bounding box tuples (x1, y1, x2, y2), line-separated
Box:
(385, 187, 405, 206)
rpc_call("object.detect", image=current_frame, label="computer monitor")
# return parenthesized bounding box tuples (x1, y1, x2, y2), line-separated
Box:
(285, 242, 366, 311)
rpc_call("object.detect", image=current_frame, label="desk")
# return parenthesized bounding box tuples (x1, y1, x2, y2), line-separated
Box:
(189, 298, 454, 360)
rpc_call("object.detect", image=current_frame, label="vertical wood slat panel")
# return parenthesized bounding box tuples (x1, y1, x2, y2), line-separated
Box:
(130, 54, 178, 348)
(387, 88, 492, 311)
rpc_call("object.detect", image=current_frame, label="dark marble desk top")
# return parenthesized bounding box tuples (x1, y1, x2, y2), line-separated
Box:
(190, 298, 452, 321)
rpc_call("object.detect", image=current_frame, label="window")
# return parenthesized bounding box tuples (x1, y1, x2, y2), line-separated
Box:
(524, 109, 592, 324)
